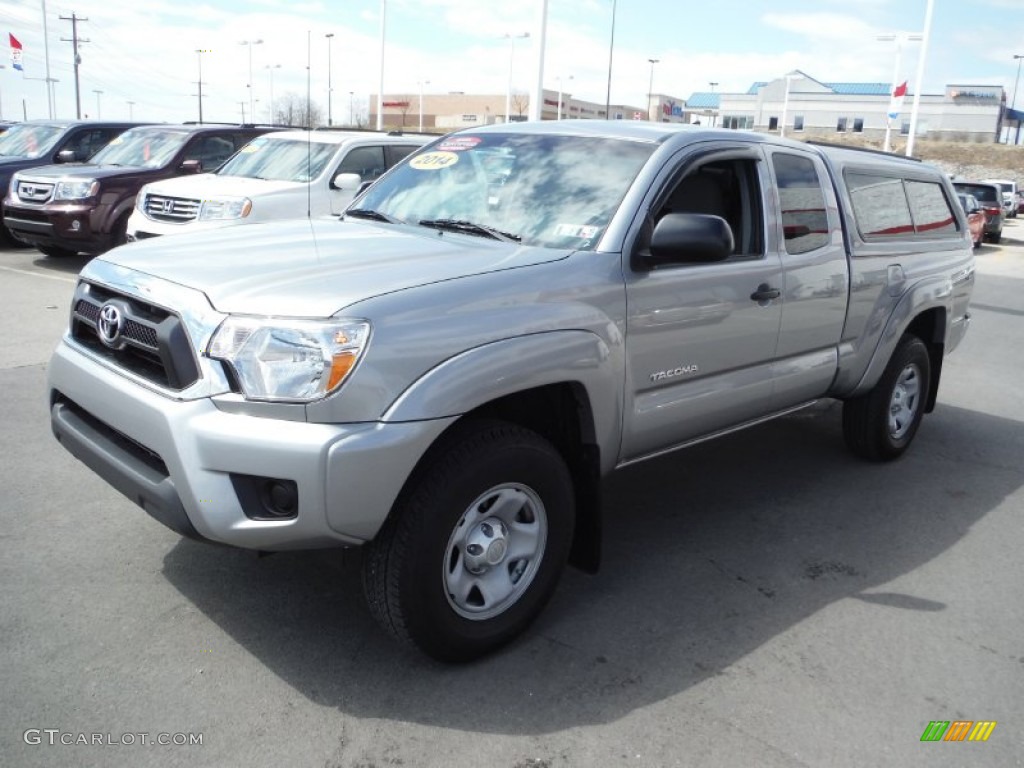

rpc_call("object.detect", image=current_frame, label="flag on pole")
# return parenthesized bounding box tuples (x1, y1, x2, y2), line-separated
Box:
(888, 81, 908, 119)
(9, 33, 23, 71)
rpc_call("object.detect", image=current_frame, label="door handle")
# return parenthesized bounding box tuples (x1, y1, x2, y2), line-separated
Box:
(750, 284, 781, 302)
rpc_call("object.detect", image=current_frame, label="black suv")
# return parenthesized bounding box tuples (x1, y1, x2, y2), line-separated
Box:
(0, 120, 146, 245)
(3, 123, 277, 257)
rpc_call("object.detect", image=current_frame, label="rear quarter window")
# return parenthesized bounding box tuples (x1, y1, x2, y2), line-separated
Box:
(847, 171, 958, 239)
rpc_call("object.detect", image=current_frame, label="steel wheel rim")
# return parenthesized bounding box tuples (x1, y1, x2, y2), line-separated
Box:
(443, 482, 548, 621)
(888, 362, 922, 439)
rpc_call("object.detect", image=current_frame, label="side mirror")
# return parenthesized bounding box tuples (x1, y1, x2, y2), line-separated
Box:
(639, 213, 735, 268)
(179, 159, 202, 174)
(331, 172, 362, 191)
(55, 149, 79, 163)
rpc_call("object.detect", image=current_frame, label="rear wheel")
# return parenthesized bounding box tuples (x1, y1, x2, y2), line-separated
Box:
(362, 419, 575, 662)
(843, 334, 931, 461)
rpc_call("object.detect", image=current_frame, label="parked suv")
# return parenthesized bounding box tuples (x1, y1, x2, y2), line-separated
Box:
(127, 130, 430, 241)
(0, 119, 145, 245)
(953, 181, 1003, 243)
(3, 123, 278, 257)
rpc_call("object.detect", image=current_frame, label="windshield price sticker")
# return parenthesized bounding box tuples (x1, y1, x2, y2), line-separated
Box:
(555, 223, 601, 239)
(410, 151, 460, 170)
(438, 137, 481, 152)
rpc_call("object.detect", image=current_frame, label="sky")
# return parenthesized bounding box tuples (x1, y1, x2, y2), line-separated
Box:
(1, 0, 1023, 125)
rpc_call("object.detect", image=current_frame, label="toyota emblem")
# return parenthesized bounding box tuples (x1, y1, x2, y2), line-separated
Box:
(97, 303, 124, 346)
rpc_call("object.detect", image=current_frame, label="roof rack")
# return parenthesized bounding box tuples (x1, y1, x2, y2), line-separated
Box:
(805, 140, 922, 162)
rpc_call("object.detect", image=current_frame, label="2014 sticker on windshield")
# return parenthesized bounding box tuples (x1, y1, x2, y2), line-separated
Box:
(410, 151, 460, 170)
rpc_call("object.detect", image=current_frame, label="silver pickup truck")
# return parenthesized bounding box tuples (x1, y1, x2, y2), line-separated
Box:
(48, 121, 974, 661)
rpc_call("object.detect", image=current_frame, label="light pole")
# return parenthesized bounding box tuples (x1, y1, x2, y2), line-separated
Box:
(240, 39, 263, 124)
(1011, 54, 1024, 145)
(708, 81, 718, 126)
(905, 0, 935, 157)
(265, 64, 281, 123)
(503, 32, 530, 123)
(349, 91, 354, 126)
(779, 74, 799, 138)
(557, 74, 573, 120)
(878, 33, 922, 152)
(647, 58, 659, 121)
(418, 79, 430, 132)
(92, 89, 103, 119)
(325, 33, 334, 126)
(127, 100, 134, 119)
(195, 48, 207, 124)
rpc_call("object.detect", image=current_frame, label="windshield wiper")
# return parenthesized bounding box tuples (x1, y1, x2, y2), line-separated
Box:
(345, 208, 406, 225)
(418, 218, 521, 243)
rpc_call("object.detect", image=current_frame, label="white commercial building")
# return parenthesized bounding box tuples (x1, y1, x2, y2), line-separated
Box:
(685, 71, 1007, 144)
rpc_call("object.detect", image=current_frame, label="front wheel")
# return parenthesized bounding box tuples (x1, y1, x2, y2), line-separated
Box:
(362, 419, 575, 662)
(842, 334, 931, 461)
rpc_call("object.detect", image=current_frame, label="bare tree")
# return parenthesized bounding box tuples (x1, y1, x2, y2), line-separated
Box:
(511, 91, 529, 119)
(274, 92, 325, 128)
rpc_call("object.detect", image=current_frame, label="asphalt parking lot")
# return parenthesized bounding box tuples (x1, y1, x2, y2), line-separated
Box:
(2, 223, 1023, 768)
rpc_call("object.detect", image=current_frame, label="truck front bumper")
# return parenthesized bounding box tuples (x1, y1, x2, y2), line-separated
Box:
(48, 339, 455, 550)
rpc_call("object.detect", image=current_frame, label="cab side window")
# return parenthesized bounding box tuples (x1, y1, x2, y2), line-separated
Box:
(337, 146, 386, 182)
(772, 153, 829, 254)
(385, 145, 418, 167)
(656, 158, 764, 258)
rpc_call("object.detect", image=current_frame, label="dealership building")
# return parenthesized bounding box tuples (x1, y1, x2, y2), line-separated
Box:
(684, 71, 1008, 143)
(371, 70, 1010, 144)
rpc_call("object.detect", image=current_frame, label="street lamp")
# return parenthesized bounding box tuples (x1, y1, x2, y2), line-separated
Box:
(1012, 54, 1024, 145)
(265, 64, 281, 124)
(325, 33, 335, 126)
(127, 100, 134, 120)
(195, 48, 208, 124)
(418, 79, 430, 132)
(240, 39, 264, 123)
(349, 91, 355, 126)
(503, 32, 530, 123)
(647, 58, 659, 121)
(557, 74, 573, 120)
(779, 73, 799, 138)
(92, 89, 103, 119)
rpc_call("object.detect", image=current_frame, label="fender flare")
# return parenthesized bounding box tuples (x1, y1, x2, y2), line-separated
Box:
(849, 276, 951, 398)
(382, 330, 623, 473)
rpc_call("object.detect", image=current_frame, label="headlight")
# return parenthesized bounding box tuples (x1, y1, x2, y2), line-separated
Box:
(208, 317, 370, 402)
(199, 197, 252, 220)
(54, 179, 100, 200)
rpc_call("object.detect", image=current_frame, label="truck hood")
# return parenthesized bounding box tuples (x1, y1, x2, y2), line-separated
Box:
(142, 173, 305, 198)
(92, 218, 572, 317)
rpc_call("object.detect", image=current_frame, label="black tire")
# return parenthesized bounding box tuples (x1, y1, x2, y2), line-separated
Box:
(110, 212, 130, 250)
(37, 244, 79, 258)
(362, 419, 575, 662)
(843, 334, 931, 461)
(990, 231, 1002, 244)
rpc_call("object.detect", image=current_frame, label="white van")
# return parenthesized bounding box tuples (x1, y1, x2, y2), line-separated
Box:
(127, 130, 431, 240)
(982, 178, 1018, 219)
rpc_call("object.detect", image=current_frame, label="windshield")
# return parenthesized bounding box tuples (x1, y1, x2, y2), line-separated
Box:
(353, 133, 655, 250)
(0, 123, 65, 159)
(216, 137, 337, 182)
(89, 128, 190, 168)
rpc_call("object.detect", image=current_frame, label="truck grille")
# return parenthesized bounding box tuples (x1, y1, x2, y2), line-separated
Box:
(142, 193, 201, 223)
(70, 282, 200, 390)
(15, 180, 55, 203)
